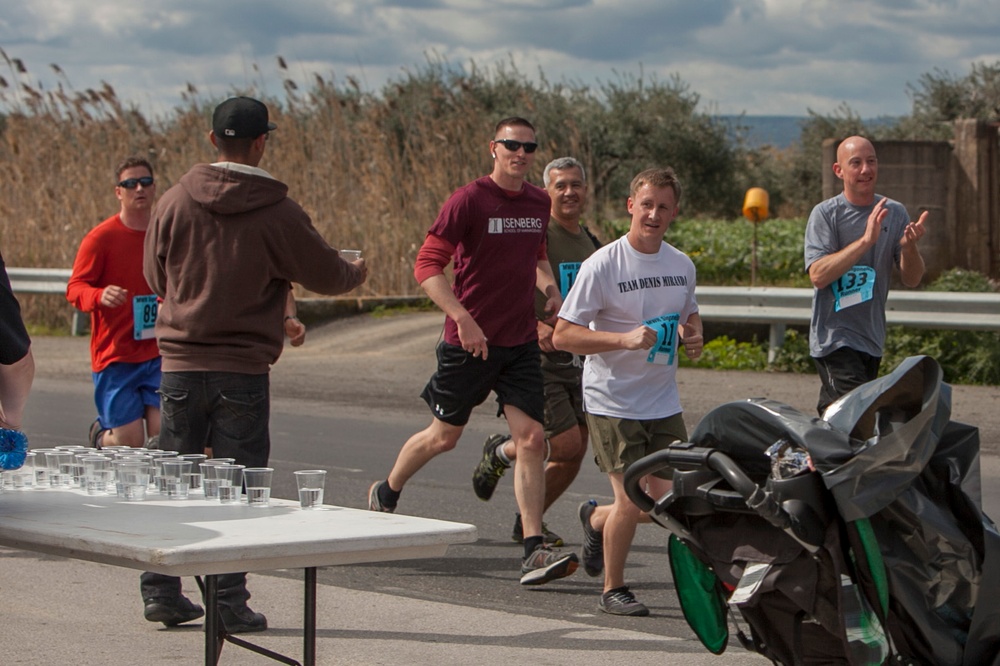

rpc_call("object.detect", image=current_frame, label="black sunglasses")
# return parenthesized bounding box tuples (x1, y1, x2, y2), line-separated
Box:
(493, 139, 538, 154)
(118, 176, 155, 189)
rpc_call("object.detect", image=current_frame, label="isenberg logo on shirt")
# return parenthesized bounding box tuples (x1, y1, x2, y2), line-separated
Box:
(488, 217, 544, 234)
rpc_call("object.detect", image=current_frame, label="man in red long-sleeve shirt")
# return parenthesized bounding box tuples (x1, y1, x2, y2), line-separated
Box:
(67, 156, 161, 449)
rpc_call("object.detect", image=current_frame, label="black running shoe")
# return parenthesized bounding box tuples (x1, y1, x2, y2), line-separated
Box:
(579, 500, 604, 577)
(599, 586, 649, 616)
(511, 513, 564, 547)
(472, 434, 510, 501)
(520, 545, 578, 586)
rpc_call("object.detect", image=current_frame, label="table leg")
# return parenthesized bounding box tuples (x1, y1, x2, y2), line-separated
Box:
(197, 573, 304, 666)
(304, 567, 317, 666)
(203, 574, 220, 666)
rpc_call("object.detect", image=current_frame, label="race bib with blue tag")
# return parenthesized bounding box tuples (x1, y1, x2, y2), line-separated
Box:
(644, 313, 680, 366)
(831, 265, 876, 312)
(132, 294, 158, 340)
(558, 262, 583, 298)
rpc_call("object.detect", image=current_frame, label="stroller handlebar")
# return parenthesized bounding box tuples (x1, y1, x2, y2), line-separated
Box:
(623, 444, 758, 512)
(625, 443, 823, 552)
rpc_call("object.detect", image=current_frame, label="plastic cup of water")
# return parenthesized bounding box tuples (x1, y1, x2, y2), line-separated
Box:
(243, 467, 273, 508)
(160, 459, 192, 499)
(178, 454, 208, 494)
(118, 461, 150, 501)
(214, 464, 245, 504)
(294, 470, 327, 509)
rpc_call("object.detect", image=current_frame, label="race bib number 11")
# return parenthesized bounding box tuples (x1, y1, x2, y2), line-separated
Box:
(644, 313, 680, 366)
(558, 262, 583, 298)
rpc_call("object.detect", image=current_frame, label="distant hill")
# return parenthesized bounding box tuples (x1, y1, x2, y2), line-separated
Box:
(720, 115, 903, 149)
(720, 115, 806, 149)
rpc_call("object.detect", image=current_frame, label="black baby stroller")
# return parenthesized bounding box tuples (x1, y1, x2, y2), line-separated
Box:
(624, 355, 1000, 665)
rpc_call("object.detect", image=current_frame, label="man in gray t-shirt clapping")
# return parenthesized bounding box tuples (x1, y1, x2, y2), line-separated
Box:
(804, 136, 927, 415)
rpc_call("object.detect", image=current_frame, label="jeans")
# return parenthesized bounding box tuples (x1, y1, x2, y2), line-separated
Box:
(141, 371, 271, 608)
(158, 370, 270, 466)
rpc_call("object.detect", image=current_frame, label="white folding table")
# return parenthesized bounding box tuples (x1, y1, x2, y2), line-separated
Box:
(0, 488, 477, 665)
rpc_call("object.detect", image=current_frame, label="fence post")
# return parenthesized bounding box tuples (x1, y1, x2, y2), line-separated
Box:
(768, 323, 786, 364)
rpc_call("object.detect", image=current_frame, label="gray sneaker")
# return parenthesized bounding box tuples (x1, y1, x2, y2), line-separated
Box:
(472, 434, 510, 501)
(579, 500, 604, 577)
(520, 545, 578, 586)
(599, 586, 649, 616)
(368, 480, 395, 513)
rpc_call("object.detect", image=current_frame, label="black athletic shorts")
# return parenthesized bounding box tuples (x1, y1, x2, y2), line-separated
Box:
(420, 341, 544, 427)
(813, 346, 881, 416)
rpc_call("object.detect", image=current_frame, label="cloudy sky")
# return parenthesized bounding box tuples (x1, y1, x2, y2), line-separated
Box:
(1, 0, 998, 120)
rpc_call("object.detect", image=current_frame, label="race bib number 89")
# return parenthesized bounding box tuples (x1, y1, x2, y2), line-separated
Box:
(133, 294, 158, 340)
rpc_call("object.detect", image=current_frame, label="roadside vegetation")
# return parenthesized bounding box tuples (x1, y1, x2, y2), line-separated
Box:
(1, 49, 997, 384)
(675, 266, 1000, 386)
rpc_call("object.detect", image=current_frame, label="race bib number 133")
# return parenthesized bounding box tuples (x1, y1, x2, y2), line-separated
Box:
(831, 265, 876, 312)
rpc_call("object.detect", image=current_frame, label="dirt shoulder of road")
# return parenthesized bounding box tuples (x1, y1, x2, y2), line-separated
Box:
(31, 310, 1000, 454)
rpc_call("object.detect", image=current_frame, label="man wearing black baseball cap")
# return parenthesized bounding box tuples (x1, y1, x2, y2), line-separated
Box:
(211, 96, 277, 138)
(141, 96, 367, 634)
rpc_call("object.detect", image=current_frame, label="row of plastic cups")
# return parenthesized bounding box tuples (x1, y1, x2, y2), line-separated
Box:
(111, 463, 328, 510)
(199, 466, 330, 509)
(5, 447, 327, 510)
(12, 447, 224, 498)
(8, 446, 117, 490)
(116, 457, 248, 503)
(5, 445, 150, 490)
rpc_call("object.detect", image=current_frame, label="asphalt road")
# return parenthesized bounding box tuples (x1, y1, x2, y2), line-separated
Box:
(17, 311, 1000, 663)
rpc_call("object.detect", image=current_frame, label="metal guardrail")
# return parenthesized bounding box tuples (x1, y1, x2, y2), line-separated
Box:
(7, 268, 86, 336)
(9, 269, 1000, 351)
(695, 286, 1000, 330)
(7, 267, 73, 294)
(695, 286, 1000, 362)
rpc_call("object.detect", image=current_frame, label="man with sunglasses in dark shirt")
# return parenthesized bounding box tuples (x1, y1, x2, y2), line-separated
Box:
(68, 156, 163, 450)
(368, 117, 580, 586)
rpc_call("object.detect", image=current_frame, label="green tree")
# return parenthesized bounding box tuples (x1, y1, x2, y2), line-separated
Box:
(891, 60, 1000, 140)
(582, 71, 741, 222)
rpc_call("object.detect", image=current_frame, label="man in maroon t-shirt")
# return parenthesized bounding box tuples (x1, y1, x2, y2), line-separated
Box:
(368, 117, 580, 586)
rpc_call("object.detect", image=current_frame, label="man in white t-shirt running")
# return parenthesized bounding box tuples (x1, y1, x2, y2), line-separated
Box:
(553, 167, 703, 617)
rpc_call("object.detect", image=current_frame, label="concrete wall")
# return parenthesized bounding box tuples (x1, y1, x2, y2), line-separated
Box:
(952, 119, 1000, 279)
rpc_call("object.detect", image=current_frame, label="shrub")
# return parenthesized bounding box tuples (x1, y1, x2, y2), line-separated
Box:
(680, 335, 767, 371)
(769, 329, 815, 374)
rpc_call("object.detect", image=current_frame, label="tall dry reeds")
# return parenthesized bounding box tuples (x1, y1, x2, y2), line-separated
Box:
(1, 51, 755, 329)
(0, 59, 476, 326)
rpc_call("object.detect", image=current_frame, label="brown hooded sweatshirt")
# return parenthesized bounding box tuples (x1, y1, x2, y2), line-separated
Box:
(144, 163, 362, 374)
